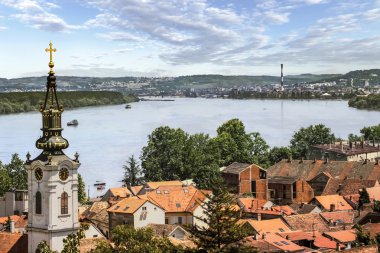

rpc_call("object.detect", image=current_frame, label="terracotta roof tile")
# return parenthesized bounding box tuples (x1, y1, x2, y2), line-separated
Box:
(366, 186, 380, 201)
(0, 215, 21, 224)
(312, 231, 342, 249)
(107, 197, 148, 214)
(146, 181, 183, 190)
(238, 198, 268, 212)
(278, 231, 315, 241)
(80, 238, 108, 253)
(222, 162, 252, 174)
(289, 203, 320, 214)
(268, 159, 380, 182)
(147, 224, 190, 238)
(271, 206, 295, 216)
(314, 195, 353, 211)
(283, 213, 330, 232)
(362, 223, 380, 239)
(264, 233, 305, 252)
(147, 185, 207, 213)
(320, 211, 355, 225)
(323, 230, 356, 243)
(238, 236, 281, 252)
(321, 179, 377, 196)
(130, 186, 143, 195)
(83, 202, 109, 220)
(243, 218, 291, 234)
(0, 232, 28, 253)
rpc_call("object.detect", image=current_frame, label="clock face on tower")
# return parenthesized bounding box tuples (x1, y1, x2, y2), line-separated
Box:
(59, 168, 69, 181)
(35, 167, 43, 181)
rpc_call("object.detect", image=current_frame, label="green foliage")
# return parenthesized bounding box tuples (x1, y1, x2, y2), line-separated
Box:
(355, 225, 373, 246)
(0, 91, 127, 114)
(35, 241, 58, 253)
(374, 200, 380, 212)
(61, 223, 89, 253)
(290, 124, 335, 159)
(214, 119, 269, 167)
(123, 155, 144, 187)
(349, 95, 380, 111)
(78, 174, 87, 204)
(375, 233, 380, 245)
(0, 165, 12, 196)
(190, 178, 247, 252)
(95, 225, 184, 253)
(5, 154, 27, 191)
(141, 126, 188, 181)
(359, 188, 371, 207)
(268, 146, 291, 165)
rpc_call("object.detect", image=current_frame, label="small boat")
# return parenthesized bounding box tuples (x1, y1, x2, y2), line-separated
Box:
(67, 119, 78, 126)
(125, 104, 132, 109)
(94, 181, 106, 191)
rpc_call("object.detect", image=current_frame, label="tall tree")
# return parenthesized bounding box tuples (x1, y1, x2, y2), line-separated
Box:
(123, 155, 144, 187)
(0, 164, 12, 196)
(77, 174, 87, 204)
(214, 119, 269, 167)
(61, 223, 89, 253)
(190, 178, 248, 252)
(35, 241, 58, 253)
(5, 153, 27, 190)
(183, 133, 221, 189)
(290, 124, 335, 159)
(268, 146, 291, 166)
(141, 126, 188, 181)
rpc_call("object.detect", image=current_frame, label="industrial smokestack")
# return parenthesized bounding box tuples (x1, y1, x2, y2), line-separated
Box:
(280, 64, 284, 91)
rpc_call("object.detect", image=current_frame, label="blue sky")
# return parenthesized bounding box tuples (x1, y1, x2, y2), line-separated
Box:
(1, 0, 380, 78)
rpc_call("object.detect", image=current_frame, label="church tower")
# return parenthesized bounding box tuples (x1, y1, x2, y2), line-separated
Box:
(25, 42, 80, 253)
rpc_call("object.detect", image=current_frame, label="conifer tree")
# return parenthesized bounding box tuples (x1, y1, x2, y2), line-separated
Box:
(123, 155, 144, 187)
(190, 178, 249, 252)
(77, 174, 87, 204)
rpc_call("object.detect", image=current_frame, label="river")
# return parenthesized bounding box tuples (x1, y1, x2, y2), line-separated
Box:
(0, 98, 379, 196)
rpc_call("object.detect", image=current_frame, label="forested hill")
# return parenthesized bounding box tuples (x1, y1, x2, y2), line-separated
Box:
(0, 91, 137, 114)
(319, 69, 380, 85)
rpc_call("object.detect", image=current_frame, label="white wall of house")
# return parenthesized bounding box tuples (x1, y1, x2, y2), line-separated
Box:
(0, 191, 28, 217)
(192, 205, 208, 228)
(169, 227, 187, 240)
(166, 214, 192, 225)
(85, 223, 105, 239)
(133, 201, 165, 228)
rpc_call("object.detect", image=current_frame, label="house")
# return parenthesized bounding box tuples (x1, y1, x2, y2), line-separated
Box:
(0, 215, 27, 233)
(311, 195, 353, 211)
(147, 224, 191, 240)
(282, 213, 330, 232)
(137, 181, 183, 195)
(319, 210, 355, 227)
(323, 230, 356, 250)
(241, 218, 291, 235)
(108, 197, 165, 233)
(267, 176, 314, 204)
(221, 162, 267, 198)
(0, 232, 27, 253)
(268, 159, 380, 183)
(308, 142, 380, 162)
(238, 233, 305, 252)
(82, 201, 110, 238)
(237, 197, 273, 213)
(101, 187, 133, 203)
(0, 190, 28, 217)
(84, 223, 106, 239)
(289, 203, 322, 214)
(146, 185, 209, 228)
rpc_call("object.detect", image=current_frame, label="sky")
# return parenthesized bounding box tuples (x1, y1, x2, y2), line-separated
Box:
(0, 0, 380, 78)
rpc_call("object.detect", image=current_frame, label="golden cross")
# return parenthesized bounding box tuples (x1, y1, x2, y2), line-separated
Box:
(45, 42, 57, 72)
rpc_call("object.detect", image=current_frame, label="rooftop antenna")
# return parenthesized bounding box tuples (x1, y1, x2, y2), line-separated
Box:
(280, 64, 284, 92)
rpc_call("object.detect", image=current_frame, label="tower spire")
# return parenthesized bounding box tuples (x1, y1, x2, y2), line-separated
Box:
(35, 42, 69, 155)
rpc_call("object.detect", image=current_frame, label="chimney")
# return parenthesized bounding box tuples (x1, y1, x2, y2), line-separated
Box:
(325, 156, 329, 164)
(376, 159, 379, 166)
(9, 218, 15, 233)
(287, 155, 292, 163)
(337, 184, 343, 195)
(349, 141, 352, 149)
(330, 204, 336, 212)
(262, 233, 266, 239)
(313, 158, 316, 163)
(361, 141, 364, 149)
(257, 213, 262, 221)
(340, 141, 343, 152)
(280, 64, 284, 91)
(300, 157, 304, 163)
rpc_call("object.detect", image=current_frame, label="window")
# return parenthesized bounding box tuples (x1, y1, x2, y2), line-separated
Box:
(178, 217, 183, 224)
(61, 192, 68, 214)
(165, 218, 169, 224)
(15, 192, 23, 201)
(176, 203, 181, 208)
(36, 191, 42, 214)
(142, 206, 147, 211)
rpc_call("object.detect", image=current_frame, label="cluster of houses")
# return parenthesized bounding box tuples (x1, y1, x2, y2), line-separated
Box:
(1, 142, 380, 252)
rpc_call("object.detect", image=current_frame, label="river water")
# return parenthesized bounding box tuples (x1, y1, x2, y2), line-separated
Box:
(0, 98, 379, 195)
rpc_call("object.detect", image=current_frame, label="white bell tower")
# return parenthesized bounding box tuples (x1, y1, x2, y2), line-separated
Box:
(25, 42, 81, 253)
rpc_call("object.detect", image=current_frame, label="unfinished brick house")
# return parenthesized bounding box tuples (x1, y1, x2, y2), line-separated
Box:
(221, 162, 267, 198)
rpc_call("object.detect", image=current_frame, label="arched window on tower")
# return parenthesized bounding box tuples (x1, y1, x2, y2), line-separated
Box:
(36, 191, 42, 214)
(61, 192, 68, 214)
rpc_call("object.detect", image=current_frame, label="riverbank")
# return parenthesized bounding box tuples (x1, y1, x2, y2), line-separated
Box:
(0, 91, 139, 114)
(348, 94, 380, 111)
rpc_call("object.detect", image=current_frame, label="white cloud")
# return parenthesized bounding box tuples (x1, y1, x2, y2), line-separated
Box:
(0, 0, 83, 32)
(0, 26, 7, 30)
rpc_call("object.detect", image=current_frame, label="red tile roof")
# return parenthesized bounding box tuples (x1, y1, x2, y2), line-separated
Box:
(243, 218, 291, 234)
(323, 230, 356, 243)
(314, 195, 353, 211)
(264, 233, 305, 252)
(312, 231, 342, 249)
(0, 232, 28, 253)
(238, 198, 268, 212)
(320, 211, 355, 225)
(283, 213, 330, 232)
(362, 223, 380, 239)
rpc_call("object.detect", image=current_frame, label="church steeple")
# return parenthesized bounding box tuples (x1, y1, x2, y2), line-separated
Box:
(35, 42, 69, 154)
